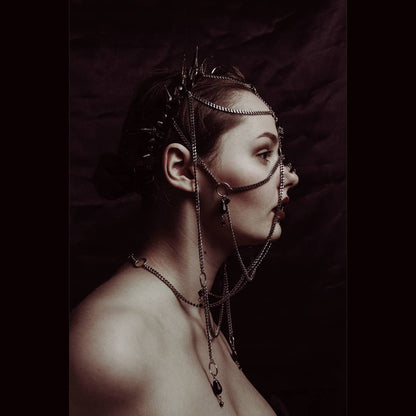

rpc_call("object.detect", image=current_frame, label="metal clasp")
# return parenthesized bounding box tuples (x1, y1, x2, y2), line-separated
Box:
(128, 254, 147, 268)
(216, 182, 231, 197)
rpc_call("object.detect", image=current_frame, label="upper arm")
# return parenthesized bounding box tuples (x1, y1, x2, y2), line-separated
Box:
(69, 308, 151, 416)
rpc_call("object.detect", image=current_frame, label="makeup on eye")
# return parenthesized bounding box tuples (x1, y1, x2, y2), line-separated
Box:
(254, 132, 280, 157)
(256, 148, 279, 163)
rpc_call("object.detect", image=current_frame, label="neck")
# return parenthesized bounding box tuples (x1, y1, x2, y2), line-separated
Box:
(137, 197, 233, 309)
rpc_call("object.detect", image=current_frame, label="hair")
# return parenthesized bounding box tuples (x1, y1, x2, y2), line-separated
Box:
(93, 61, 254, 207)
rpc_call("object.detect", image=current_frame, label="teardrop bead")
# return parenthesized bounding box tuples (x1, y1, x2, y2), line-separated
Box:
(220, 197, 230, 214)
(212, 379, 223, 395)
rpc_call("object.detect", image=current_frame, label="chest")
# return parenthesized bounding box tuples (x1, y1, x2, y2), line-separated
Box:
(140, 324, 277, 416)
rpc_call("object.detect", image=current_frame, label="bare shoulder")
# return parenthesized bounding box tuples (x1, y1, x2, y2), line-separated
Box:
(69, 265, 169, 415)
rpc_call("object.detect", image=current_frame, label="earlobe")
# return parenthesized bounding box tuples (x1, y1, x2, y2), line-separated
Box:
(163, 143, 195, 193)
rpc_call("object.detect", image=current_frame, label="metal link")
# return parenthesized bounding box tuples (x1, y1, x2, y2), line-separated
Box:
(141, 262, 202, 308)
(209, 360, 219, 377)
(216, 182, 231, 197)
(199, 272, 207, 287)
(128, 254, 147, 268)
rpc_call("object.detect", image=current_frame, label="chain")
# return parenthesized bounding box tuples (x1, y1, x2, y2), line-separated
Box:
(144, 263, 202, 308)
(129, 60, 289, 407)
(208, 153, 285, 306)
(190, 92, 275, 117)
(188, 93, 225, 407)
(172, 114, 285, 305)
(171, 119, 220, 186)
(128, 254, 200, 307)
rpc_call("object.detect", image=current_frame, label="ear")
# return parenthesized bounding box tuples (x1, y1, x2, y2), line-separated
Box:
(162, 143, 195, 193)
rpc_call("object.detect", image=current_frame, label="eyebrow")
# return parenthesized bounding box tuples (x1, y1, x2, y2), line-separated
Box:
(256, 132, 279, 144)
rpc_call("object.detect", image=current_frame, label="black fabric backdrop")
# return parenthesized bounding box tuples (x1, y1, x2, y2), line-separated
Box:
(70, 0, 346, 414)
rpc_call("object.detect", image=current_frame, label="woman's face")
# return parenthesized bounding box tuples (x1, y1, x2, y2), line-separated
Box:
(200, 90, 299, 246)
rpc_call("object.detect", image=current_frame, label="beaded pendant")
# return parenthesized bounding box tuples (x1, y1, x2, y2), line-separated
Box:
(212, 379, 224, 407)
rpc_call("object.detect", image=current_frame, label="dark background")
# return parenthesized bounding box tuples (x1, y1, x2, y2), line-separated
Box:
(70, 0, 346, 415)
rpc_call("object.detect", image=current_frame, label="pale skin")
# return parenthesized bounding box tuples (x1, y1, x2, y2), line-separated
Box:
(69, 91, 299, 416)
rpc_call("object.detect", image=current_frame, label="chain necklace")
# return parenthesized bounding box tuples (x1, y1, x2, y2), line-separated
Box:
(128, 254, 242, 404)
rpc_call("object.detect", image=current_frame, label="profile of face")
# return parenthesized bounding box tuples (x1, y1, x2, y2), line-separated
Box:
(199, 90, 299, 246)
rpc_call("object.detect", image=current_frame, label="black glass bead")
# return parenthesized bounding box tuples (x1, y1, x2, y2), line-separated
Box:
(198, 289, 204, 298)
(219, 400, 224, 407)
(220, 197, 230, 214)
(212, 379, 223, 395)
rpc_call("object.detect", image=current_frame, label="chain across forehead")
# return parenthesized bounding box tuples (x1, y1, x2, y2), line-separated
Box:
(190, 91, 276, 118)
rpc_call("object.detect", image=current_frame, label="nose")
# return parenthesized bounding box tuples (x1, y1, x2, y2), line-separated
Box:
(283, 163, 299, 189)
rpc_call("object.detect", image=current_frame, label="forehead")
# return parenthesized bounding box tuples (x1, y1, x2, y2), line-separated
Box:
(231, 89, 273, 112)
(224, 90, 278, 138)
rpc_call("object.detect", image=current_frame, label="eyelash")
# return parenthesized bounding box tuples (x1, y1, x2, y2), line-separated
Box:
(257, 150, 273, 161)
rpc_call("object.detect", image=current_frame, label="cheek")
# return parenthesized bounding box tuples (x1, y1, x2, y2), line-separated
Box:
(217, 159, 271, 189)
(230, 183, 277, 216)
(226, 188, 282, 244)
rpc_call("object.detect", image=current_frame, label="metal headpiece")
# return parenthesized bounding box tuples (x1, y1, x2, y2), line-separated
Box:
(133, 47, 281, 184)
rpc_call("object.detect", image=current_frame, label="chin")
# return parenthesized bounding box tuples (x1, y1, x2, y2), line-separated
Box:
(268, 225, 283, 242)
(237, 223, 282, 246)
(270, 229, 282, 241)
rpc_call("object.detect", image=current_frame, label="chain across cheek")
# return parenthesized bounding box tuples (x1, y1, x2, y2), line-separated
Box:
(219, 169, 268, 191)
(208, 157, 281, 194)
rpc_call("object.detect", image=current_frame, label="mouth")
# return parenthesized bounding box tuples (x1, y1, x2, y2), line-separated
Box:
(281, 196, 290, 206)
(277, 209, 286, 221)
(273, 196, 289, 220)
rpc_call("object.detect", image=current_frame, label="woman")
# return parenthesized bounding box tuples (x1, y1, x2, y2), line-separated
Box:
(69, 51, 299, 416)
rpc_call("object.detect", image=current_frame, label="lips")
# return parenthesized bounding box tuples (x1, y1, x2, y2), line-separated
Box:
(274, 196, 289, 220)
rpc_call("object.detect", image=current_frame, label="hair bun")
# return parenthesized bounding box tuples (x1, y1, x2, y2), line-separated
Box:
(93, 153, 136, 200)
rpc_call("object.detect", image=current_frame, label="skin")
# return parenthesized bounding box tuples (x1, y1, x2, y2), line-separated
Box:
(69, 90, 299, 416)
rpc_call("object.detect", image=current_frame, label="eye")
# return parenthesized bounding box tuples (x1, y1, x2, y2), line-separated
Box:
(256, 150, 273, 162)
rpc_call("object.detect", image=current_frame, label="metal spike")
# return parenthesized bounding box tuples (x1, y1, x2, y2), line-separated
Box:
(211, 66, 220, 75)
(194, 45, 199, 70)
(139, 127, 156, 134)
(164, 84, 173, 102)
(181, 54, 187, 86)
(201, 55, 214, 75)
(200, 56, 208, 75)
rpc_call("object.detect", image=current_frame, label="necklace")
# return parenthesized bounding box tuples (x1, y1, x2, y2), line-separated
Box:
(128, 254, 242, 406)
